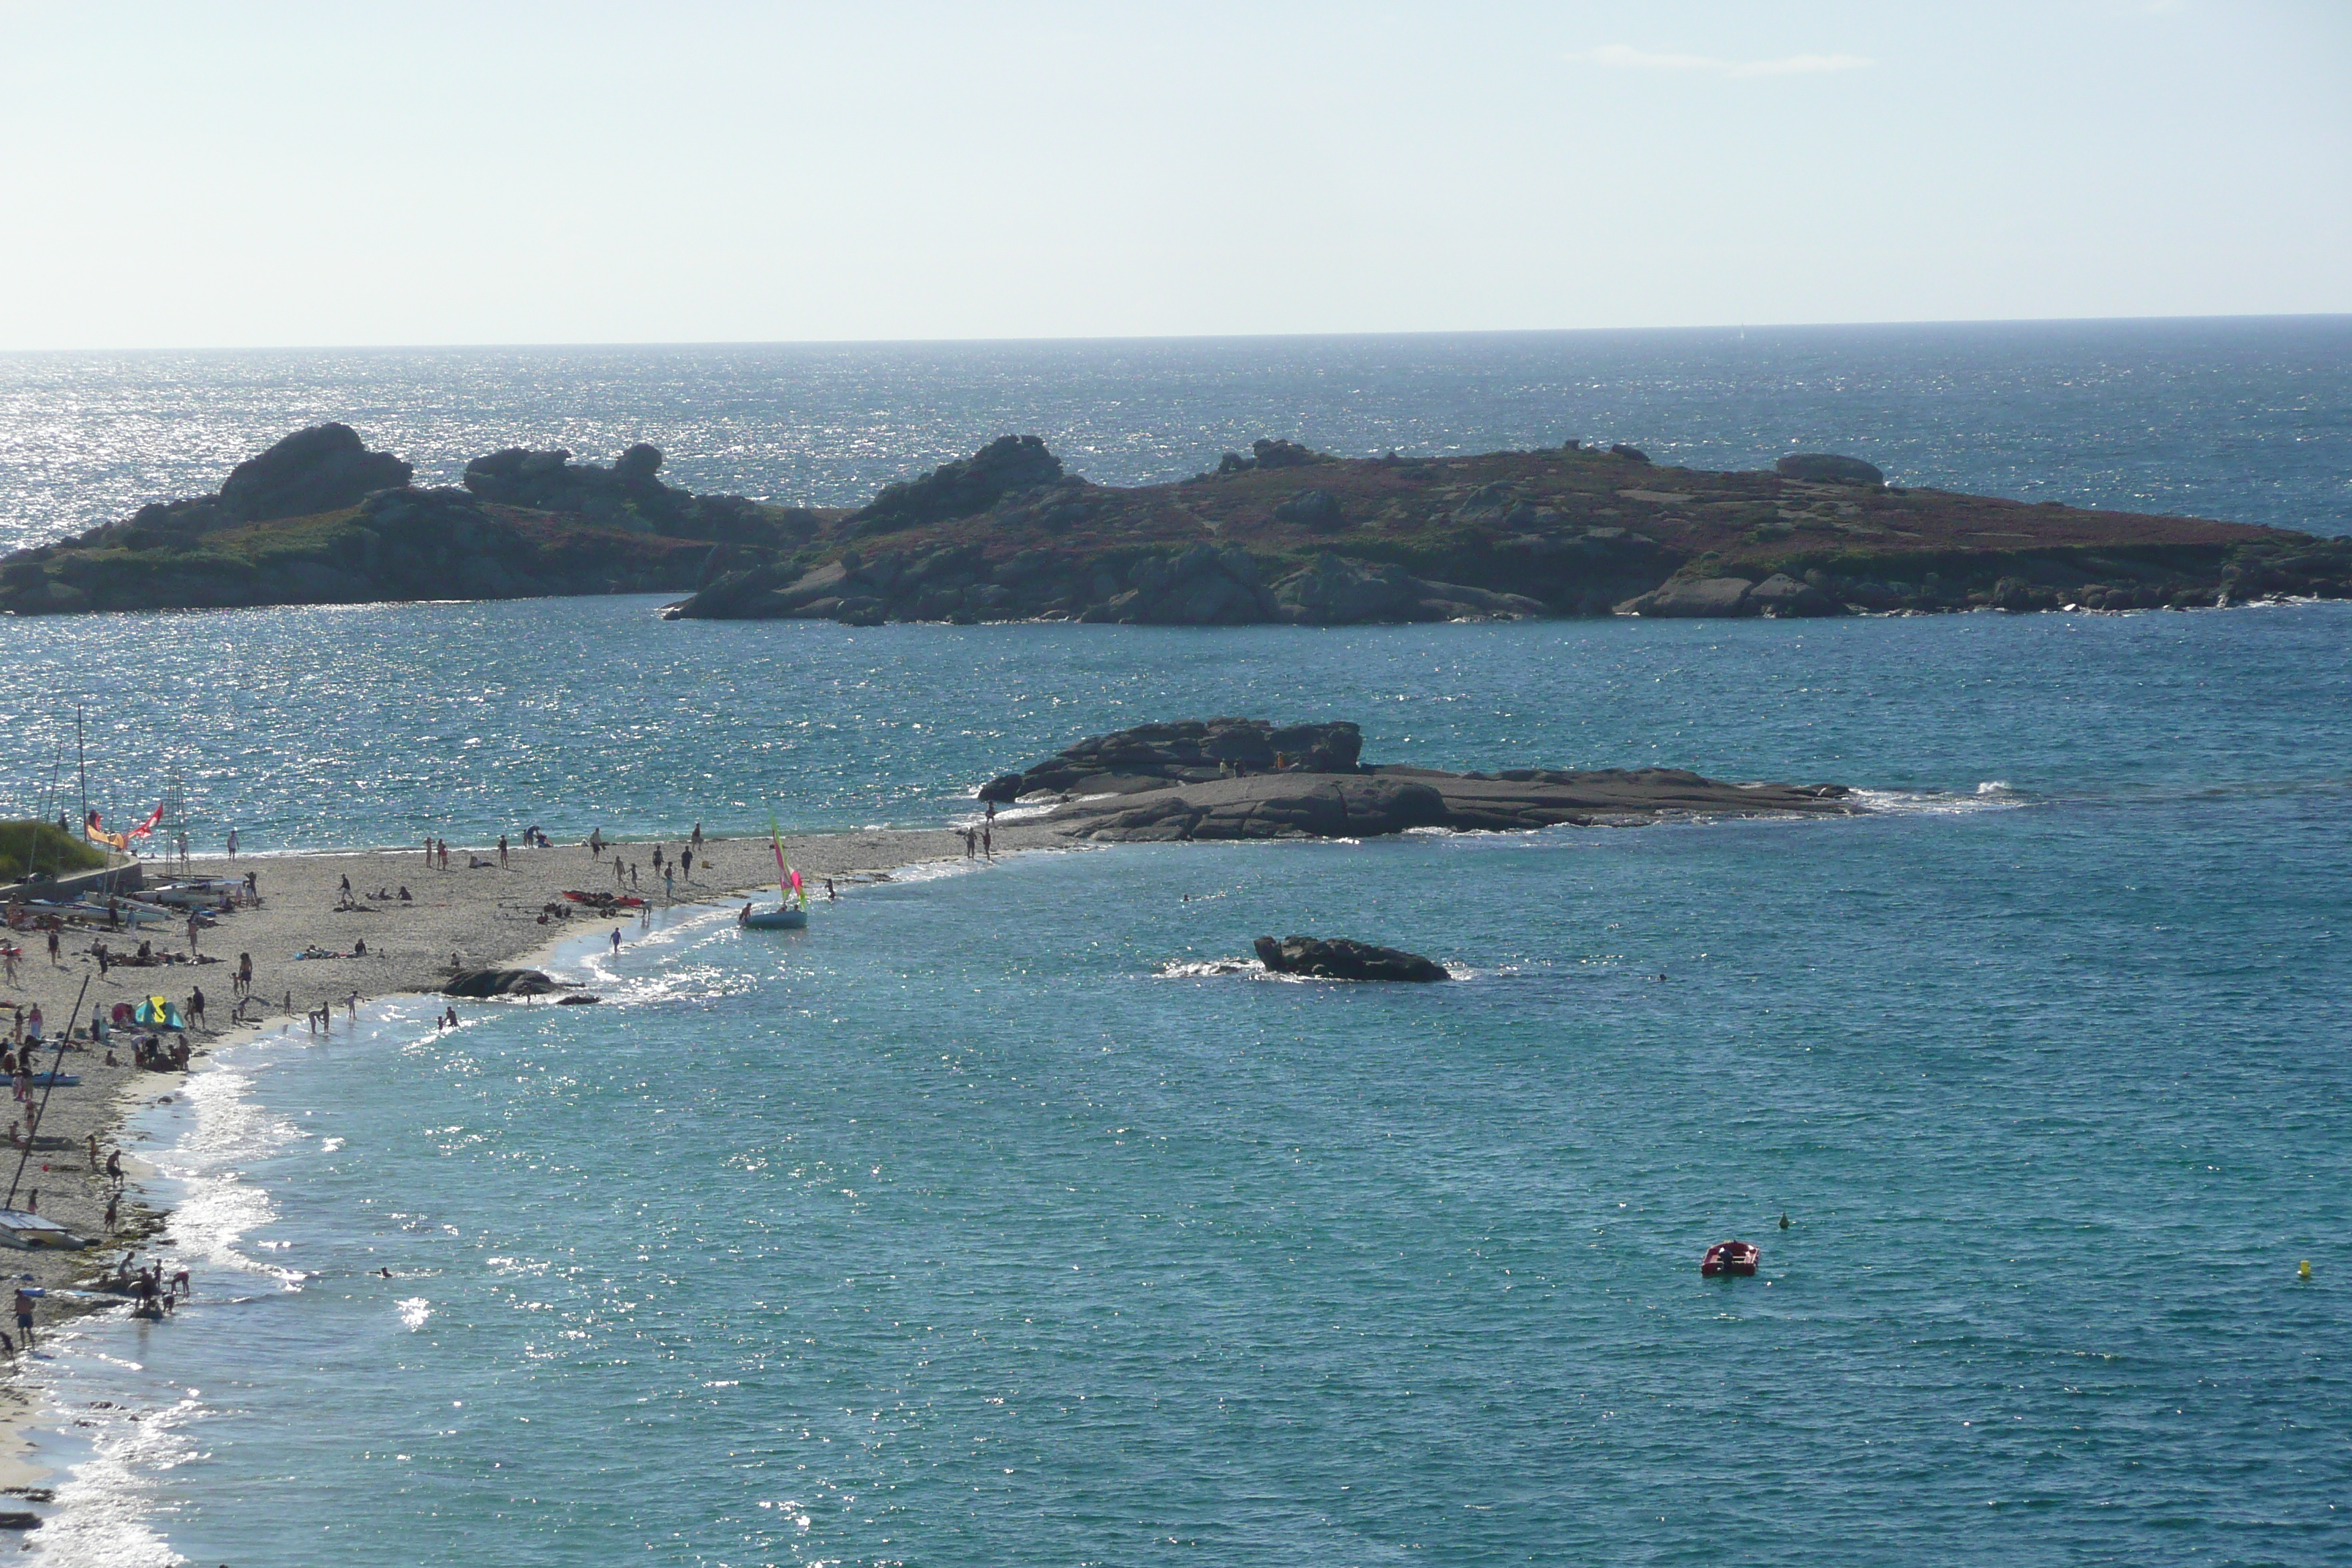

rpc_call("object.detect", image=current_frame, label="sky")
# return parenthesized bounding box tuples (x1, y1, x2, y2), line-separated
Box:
(0, 1, 2344, 349)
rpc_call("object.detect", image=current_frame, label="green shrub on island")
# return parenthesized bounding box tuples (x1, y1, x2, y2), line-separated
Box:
(0, 820, 106, 883)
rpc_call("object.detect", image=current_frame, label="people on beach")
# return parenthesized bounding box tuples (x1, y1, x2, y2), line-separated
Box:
(589, 827, 605, 858)
(825, 878, 837, 901)
(186, 986, 206, 1028)
(680, 848, 694, 881)
(236, 951, 252, 995)
(498, 834, 509, 869)
(691, 823, 704, 851)
(441, 1006, 458, 1029)
(982, 824, 992, 860)
(438, 840, 450, 872)
(399, 886, 412, 902)
(226, 827, 238, 860)
(13, 1287, 34, 1349)
(609, 928, 622, 954)
(663, 868, 674, 901)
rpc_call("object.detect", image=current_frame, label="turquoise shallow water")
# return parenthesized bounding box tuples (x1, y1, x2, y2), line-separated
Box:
(19, 603, 2352, 1566)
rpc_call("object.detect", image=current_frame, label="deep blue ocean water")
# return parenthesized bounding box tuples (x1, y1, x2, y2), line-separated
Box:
(1, 325, 2348, 1564)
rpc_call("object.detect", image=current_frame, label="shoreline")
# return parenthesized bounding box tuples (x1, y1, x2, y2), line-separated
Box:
(0, 816, 1074, 1499)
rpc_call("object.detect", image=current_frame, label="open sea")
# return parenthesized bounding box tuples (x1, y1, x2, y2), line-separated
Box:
(1, 322, 2349, 1564)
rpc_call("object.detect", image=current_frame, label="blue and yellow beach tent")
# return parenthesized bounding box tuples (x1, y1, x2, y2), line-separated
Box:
(134, 996, 184, 1030)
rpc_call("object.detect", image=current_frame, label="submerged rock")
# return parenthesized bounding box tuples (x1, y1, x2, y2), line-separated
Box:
(1253, 935, 1450, 982)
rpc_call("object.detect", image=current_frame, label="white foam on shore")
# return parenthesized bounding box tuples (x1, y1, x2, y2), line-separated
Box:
(19, 1006, 422, 1563)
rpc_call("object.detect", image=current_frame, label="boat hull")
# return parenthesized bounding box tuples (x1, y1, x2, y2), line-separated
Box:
(741, 908, 807, 930)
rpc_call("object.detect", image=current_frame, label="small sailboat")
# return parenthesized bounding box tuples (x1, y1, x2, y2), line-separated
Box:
(739, 817, 808, 931)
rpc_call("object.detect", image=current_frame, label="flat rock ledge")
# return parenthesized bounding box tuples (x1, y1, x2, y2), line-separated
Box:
(990, 717, 1853, 843)
(1036, 763, 1852, 842)
(1254, 935, 1450, 982)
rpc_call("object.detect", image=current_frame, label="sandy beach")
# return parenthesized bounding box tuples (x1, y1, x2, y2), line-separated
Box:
(0, 815, 1069, 1438)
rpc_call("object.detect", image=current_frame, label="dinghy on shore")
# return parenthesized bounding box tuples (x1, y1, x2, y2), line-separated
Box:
(739, 816, 810, 931)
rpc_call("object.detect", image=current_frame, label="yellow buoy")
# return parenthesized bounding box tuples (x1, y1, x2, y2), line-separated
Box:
(2300, 1259, 2313, 1281)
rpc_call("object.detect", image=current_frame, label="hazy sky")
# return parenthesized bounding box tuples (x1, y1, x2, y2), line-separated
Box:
(0, 1, 2344, 348)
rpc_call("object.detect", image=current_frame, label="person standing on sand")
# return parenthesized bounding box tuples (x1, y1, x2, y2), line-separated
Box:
(691, 823, 704, 851)
(663, 867, 674, 902)
(498, 834, 508, 869)
(983, 824, 992, 860)
(238, 951, 252, 995)
(440, 840, 451, 872)
(589, 827, 605, 859)
(187, 986, 206, 1028)
(45, 927, 59, 966)
(227, 827, 238, 861)
(680, 847, 694, 882)
(14, 1287, 34, 1349)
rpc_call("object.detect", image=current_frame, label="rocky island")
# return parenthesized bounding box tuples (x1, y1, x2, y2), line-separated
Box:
(7, 425, 2347, 620)
(984, 718, 1856, 842)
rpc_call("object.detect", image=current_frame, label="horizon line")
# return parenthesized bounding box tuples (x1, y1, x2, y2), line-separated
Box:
(3, 311, 2346, 357)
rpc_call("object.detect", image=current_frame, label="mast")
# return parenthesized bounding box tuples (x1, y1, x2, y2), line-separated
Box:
(7, 973, 89, 1210)
(75, 705, 88, 843)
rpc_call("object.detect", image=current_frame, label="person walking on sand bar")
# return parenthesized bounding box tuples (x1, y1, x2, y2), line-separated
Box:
(610, 928, 622, 954)
(680, 847, 694, 882)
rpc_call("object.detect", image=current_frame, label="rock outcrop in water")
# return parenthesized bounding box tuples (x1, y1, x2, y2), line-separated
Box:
(442, 968, 558, 998)
(1254, 935, 1450, 982)
(662, 434, 2349, 628)
(993, 718, 1856, 843)
(0, 429, 829, 615)
(13, 428, 2351, 619)
(979, 718, 1365, 801)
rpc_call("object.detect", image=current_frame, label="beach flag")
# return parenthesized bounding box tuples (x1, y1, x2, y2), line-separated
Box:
(83, 811, 127, 851)
(127, 803, 164, 841)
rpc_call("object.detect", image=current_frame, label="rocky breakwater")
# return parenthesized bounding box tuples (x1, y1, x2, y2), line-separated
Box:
(987, 718, 1855, 843)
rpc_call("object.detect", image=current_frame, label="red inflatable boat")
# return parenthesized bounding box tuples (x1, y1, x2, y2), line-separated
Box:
(1701, 1240, 1760, 1278)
